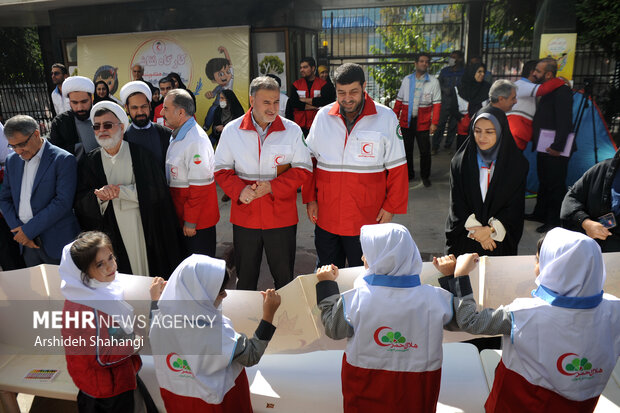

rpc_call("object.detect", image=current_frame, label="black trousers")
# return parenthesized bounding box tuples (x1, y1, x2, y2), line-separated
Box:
(402, 121, 431, 180)
(233, 224, 296, 290)
(432, 100, 458, 150)
(533, 153, 569, 226)
(0, 216, 25, 270)
(185, 226, 216, 258)
(315, 225, 363, 268)
(77, 389, 134, 413)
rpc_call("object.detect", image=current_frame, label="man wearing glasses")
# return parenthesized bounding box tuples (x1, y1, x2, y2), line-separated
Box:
(49, 76, 97, 162)
(72, 101, 184, 278)
(0, 115, 80, 266)
(50, 63, 70, 116)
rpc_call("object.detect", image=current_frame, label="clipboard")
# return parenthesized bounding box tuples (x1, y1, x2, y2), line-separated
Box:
(536, 129, 575, 157)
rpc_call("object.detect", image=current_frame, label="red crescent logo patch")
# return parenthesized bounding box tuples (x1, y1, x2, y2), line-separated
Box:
(373, 326, 391, 347)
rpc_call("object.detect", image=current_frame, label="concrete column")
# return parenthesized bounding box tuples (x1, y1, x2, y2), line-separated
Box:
(532, 0, 576, 58)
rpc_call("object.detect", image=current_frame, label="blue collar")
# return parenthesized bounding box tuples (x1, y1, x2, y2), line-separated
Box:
(532, 284, 603, 309)
(171, 117, 196, 143)
(520, 77, 533, 83)
(477, 152, 495, 169)
(363, 274, 421, 288)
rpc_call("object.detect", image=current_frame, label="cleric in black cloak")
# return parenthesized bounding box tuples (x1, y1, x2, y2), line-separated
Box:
(446, 106, 528, 256)
(74, 100, 186, 279)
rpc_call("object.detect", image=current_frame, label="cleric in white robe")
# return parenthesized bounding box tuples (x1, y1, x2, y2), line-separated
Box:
(73, 101, 186, 279)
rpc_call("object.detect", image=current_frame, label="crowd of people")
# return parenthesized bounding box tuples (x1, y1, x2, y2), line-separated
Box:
(0, 52, 619, 412)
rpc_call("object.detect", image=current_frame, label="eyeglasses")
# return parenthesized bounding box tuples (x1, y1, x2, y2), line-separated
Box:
(7, 130, 36, 150)
(92, 122, 121, 131)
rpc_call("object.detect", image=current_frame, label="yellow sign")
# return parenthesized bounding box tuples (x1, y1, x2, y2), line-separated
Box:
(77, 26, 250, 129)
(539, 33, 577, 80)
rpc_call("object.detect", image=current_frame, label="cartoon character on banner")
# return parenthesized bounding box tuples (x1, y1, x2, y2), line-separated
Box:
(93, 65, 119, 95)
(203, 46, 234, 131)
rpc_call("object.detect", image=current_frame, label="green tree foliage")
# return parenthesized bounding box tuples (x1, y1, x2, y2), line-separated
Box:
(485, 0, 537, 48)
(0, 27, 44, 83)
(368, 6, 460, 105)
(259, 55, 285, 75)
(576, 0, 620, 59)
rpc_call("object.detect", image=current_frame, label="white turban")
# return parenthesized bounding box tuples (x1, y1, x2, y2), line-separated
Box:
(90, 101, 129, 131)
(119, 81, 152, 104)
(62, 76, 95, 98)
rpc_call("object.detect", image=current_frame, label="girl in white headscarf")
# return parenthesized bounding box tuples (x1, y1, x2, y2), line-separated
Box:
(316, 223, 455, 413)
(441, 227, 620, 413)
(60, 231, 144, 413)
(148, 254, 281, 413)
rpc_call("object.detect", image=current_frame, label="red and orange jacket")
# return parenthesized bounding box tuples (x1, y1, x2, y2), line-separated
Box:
(302, 93, 408, 236)
(214, 110, 312, 229)
(393, 73, 441, 131)
(292, 77, 327, 130)
(62, 300, 141, 398)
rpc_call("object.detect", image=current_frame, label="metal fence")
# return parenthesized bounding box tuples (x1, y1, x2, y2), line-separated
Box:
(0, 83, 54, 135)
(482, 2, 619, 143)
(320, 4, 464, 104)
(320, 5, 464, 60)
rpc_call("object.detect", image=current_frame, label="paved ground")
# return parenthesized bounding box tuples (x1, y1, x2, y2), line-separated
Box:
(214, 144, 542, 291)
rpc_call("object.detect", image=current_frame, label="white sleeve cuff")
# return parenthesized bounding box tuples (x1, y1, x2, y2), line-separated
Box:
(488, 217, 506, 242)
(465, 214, 482, 238)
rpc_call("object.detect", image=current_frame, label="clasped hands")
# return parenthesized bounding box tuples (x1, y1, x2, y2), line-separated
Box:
(239, 181, 272, 205)
(94, 184, 120, 202)
(467, 225, 496, 251)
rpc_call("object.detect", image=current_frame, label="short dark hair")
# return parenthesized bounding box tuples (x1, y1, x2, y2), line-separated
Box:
(167, 88, 196, 116)
(521, 60, 538, 78)
(333, 63, 365, 86)
(536, 233, 547, 259)
(416, 52, 431, 62)
(300, 56, 316, 68)
(219, 268, 230, 294)
(539, 57, 558, 77)
(159, 77, 173, 87)
(452, 50, 464, 59)
(52, 63, 68, 75)
(4, 115, 38, 138)
(265, 73, 282, 88)
(70, 231, 115, 285)
(205, 58, 230, 81)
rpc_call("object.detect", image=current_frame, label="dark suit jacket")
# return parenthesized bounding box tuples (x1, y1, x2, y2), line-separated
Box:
(0, 140, 80, 259)
(531, 83, 574, 153)
(49, 111, 81, 158)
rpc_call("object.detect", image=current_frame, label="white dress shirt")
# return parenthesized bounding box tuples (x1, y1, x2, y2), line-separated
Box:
(18, 144, 44, 224)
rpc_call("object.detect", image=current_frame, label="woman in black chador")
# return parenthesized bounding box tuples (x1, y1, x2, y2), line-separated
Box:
(446, 106, 528, 256)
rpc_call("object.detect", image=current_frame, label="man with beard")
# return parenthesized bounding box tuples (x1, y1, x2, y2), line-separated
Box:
(302, 63, 408, 268)
(163, 89, 219, 257)
(394, 52, 441, 186)
(120, 81, 171, 169)
(50, 63, 70, 116)
(153, 76, 174, 126)
(287, 57, 335, 136)
(49, 76, 98, 161)
(74, 101, 185, 278)
(528, 58, 574, 233)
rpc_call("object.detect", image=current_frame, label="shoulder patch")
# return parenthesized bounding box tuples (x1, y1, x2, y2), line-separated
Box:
(396, 125, 403, 140)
